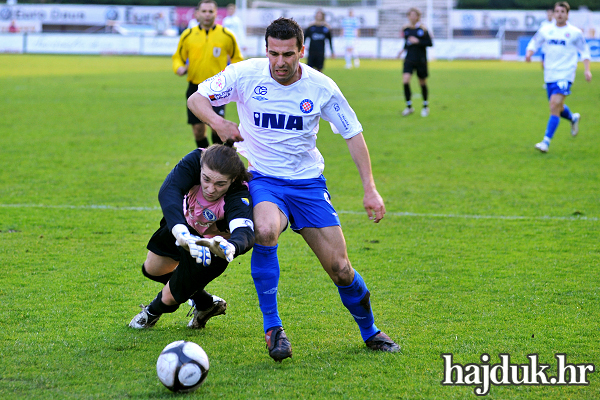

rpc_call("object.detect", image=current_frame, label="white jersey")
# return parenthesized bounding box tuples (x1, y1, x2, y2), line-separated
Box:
(526, 22, 591, 83)
(196, 58, 363, 179)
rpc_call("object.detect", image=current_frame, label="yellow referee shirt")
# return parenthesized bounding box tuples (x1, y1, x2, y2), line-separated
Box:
(172, 24, 243, 85)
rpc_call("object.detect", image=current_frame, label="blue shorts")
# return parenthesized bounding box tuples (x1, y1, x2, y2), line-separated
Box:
(249, 172, 341, 232)
(546, 80, 572, 99)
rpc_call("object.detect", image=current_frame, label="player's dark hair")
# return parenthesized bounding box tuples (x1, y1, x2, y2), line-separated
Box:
(201, 144, 252, 183)
(265, 17, 304, 50)
(554, 1, 570, 12)
(198, 0, 217, 8)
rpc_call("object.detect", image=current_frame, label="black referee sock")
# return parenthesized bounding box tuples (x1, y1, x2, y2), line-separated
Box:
(211, 132, 223, 145)
(196, 137, 210, 148)
(142, 264, 173, 285)
(148, 290, 180, 316)
(421, 84, 428, 104)
(403, 83, 412, 104)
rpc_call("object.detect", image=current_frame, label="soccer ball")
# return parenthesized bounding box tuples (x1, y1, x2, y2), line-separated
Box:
(156, 340, 210, 393)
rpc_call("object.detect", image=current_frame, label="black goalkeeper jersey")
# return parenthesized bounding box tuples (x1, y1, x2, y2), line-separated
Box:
(304, 24, 334, 55)
(403, 23, 432, 63)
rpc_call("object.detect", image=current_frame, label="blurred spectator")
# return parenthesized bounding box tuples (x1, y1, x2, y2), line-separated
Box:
(222, 3, 247, 52)
(154, 12, 173, 36)
(8, 20, 18, 33)
(341, 9, 360, 69)
(187, 6, 200, 30)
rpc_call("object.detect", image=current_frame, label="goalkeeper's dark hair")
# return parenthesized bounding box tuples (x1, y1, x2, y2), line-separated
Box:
(265, 17, 304, 51)
(201, 144, 252, 183)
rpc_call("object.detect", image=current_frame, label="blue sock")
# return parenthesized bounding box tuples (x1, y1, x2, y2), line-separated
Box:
(251, 244, 282, 333)
(337, 271, 379, 341)
(544, 115, 560, 142)
(560, 105, 572, 121)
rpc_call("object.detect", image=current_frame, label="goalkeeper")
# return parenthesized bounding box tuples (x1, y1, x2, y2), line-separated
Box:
(129, 144, 254, 329)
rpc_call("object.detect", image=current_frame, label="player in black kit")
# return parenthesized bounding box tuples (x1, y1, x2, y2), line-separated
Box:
(397, 7, 432, 117)
(304, 9, 335, 72)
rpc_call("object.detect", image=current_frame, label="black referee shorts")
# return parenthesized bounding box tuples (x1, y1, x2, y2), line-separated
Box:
(186, 82, 225, 125)
(147, 218, 228, 304)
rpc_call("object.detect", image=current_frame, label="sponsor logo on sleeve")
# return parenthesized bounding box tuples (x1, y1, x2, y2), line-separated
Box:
(241, 197, 250, 206)
(209, 87, 233, 101)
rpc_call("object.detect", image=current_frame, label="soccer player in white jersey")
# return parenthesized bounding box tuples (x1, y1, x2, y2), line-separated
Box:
(188, 17, 399, 361)
(342, 9, 360, 69)
(526, 1, 592, 153)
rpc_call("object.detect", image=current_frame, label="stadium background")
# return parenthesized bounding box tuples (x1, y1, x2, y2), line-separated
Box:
(1, 0, 600, 60)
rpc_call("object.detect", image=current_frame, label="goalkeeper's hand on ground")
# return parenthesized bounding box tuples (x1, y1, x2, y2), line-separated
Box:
(172, 224, 212, 266)
(196, 236, 236, 263)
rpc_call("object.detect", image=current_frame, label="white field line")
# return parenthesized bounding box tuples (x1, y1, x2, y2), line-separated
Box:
(0, 204, 597, 221)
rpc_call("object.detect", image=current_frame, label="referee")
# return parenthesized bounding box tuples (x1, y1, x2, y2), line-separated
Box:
(172, 0, 243, 148)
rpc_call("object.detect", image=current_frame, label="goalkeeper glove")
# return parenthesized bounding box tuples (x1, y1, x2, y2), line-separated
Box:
(172, 224, 212, 266)
(196, 236, 236, 263)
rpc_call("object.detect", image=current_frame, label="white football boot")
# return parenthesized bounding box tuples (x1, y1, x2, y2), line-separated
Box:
(129, 305, 160, 329)
(402, 107, 414, 117)
(535, 142, 549, 153)
(571, 113, 580, 137)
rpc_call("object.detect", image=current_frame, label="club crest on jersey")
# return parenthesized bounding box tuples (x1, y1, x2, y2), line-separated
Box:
(209, 74, 227, 92)
(213, 47, 222, 57)
(202, 209, 217, 221)
(299, 99, 314, 114)
(241, 197, 250, 206)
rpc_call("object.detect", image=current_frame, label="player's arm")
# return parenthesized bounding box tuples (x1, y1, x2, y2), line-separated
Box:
(525, 30, 544, 62)
(325, 27, 335, 55)
(575, 33, 592, 82)
(419, 26, 433, 47)
(223, 184, 255, 256)
(583, 59, 592, 82)
(345, 133, 386, 223)
(172, 30, 191, 75)
(188, 93, 242, 143)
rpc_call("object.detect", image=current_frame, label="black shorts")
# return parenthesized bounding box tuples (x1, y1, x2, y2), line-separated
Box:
(307, 53, 325, 70)
(403, 60, 428, 79)
(147, 218, 228, 304)
(186, 82, 225, 125)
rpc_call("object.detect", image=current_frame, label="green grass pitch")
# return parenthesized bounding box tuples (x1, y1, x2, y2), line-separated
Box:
(0, 54, 598, 399)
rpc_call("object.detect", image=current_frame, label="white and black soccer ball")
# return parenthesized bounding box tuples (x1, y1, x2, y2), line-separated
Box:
(156, 340, 209, 393)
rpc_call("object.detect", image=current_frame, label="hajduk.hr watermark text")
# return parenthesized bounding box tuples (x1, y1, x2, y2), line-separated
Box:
(441, 353, 595, 396)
